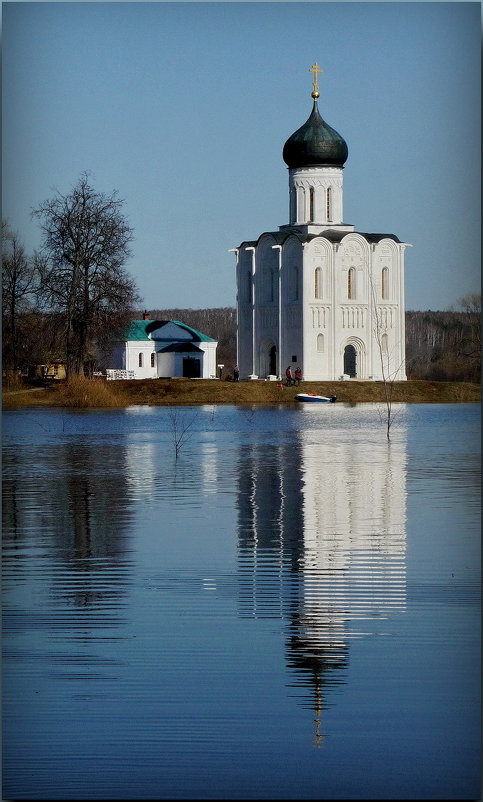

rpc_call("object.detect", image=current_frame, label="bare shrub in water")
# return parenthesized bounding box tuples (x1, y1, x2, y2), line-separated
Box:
(168, 407, 199, 459)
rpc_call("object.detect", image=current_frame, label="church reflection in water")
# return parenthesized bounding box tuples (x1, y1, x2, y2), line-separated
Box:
(3, 440, 134, 621)
(236, 427, 407, 746)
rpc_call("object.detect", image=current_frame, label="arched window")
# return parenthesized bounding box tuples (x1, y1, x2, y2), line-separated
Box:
(382, 267, 389, 300)
(151, 352, 155, 368)
(326, 187, 332, 222)
(314, 267, 321, 299)
(138, 353, 143, 368)
(317, 333, 324, 352)
(348, 267, 356, 300)
(309, 187, 315, 222)
(381, 333, 388, 353)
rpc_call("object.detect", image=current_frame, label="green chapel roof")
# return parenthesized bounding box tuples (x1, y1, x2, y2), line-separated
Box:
(124, 321, 154, 341)
(124, 320, 216, 343)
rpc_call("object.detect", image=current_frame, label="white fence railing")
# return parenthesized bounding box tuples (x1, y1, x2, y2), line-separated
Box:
(106, 369, 136, 381)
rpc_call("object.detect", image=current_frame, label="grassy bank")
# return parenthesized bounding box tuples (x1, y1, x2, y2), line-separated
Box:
(3, 376, 480, 409)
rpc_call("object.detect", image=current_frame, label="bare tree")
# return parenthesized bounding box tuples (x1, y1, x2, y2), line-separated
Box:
(168, 407, 199, 459)
(370, 281, 406, 439)
(32, 173, 140, 378)
(2, 223, 37, 379)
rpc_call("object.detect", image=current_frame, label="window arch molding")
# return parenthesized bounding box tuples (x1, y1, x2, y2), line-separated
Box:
(341, 336, 367, 379)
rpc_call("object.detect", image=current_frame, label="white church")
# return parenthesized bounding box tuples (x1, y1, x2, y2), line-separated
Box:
(232, 65, 409, 382)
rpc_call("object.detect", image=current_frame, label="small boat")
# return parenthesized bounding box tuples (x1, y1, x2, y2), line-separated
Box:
(295, 393, 337, 403)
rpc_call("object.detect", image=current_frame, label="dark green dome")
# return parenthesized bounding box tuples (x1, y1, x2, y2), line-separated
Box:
(283, 101, 348, 168)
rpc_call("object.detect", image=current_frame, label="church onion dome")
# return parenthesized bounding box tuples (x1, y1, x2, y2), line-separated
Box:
(283, 100, 348, 168)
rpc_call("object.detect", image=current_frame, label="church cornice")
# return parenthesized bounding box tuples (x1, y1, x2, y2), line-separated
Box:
(238, 230, 404, 250)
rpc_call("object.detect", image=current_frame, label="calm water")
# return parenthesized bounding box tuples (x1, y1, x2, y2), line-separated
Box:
(2, 403, 480, 800)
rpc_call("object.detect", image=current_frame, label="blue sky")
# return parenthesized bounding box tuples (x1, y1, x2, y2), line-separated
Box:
(2, 1, 480, 311)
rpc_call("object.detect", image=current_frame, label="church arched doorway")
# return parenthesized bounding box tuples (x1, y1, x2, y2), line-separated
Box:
(259, 339, 277, 377)
(269, 345, 277, 376)
(343, 344, 356, 377)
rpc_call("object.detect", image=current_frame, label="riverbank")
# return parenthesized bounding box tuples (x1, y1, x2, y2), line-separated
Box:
(2, 376, 480, 408)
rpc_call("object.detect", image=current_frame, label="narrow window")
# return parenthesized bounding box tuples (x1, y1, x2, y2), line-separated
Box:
(326, 187, 332, 222)
(268, 268, 275, 302)
(382, 267, 389, 300)
(151, 352, 155, 368)
(348, 267, 356, 300)
(381, 333, 388, 353)
(317, 333, 324, 352)
(309, 187, 315, 222)
(290, 187, 296, 223)
(138, 353, 143, 368)
(314, 267, 321, 299)
(247, 270, 252, 303)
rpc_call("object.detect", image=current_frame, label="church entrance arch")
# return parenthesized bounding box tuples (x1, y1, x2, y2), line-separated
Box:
(269, 345, 277, 376)
(259, 339, 277, 377)
(342, 337, 366, 379)
(343, 345, 356, 377)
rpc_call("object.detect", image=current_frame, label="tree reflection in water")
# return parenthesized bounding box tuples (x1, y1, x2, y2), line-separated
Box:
(3, 440, 134, 632)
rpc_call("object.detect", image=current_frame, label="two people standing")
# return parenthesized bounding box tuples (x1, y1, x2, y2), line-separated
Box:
(285, 366, 302, 386)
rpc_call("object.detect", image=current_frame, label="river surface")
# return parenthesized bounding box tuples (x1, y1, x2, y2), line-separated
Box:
(2, 403, 480, 800)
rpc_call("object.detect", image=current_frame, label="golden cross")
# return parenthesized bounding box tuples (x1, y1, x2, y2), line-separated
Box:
(308, 62, 323, 97)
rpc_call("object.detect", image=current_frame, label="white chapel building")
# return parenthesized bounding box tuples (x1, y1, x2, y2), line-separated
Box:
(107, 315, 217, 380)
(232, 65, 409, 382)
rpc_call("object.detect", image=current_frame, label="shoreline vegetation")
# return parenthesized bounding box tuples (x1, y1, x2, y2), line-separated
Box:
(2, 376, 480, 409)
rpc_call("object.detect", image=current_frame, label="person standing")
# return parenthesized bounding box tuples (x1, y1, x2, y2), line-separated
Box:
(233, 365, 240, 382)
(294, 366, 302, 386)
(285, 365, 293, 386)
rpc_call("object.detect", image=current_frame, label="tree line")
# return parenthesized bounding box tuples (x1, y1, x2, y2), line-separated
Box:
(2, 174, 480, 385)
(405, 300, 480, 383)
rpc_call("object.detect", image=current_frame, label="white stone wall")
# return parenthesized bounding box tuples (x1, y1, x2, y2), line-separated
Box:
(236, 247, 256, 378)
(201, 341, 218, 378)
(125, 341, 157, 379)
(235, 229, 407, 381)
(110, 339, 218, 380)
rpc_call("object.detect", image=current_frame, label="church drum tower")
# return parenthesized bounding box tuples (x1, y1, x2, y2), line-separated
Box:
(232, 64, 409, 382)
